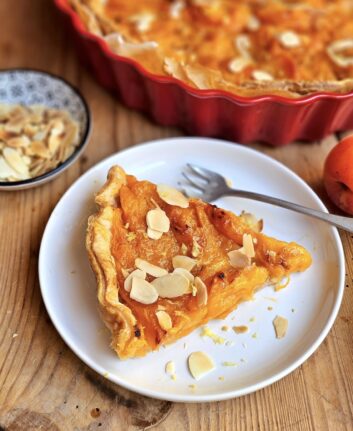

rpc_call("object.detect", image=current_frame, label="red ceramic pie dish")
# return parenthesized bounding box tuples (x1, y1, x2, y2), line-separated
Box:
(54, 0, 353, 146)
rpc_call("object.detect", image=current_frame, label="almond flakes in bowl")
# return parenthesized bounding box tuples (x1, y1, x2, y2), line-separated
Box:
(0, 103, 80, 182)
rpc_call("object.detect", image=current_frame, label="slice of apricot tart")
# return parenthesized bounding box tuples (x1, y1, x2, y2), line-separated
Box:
(86, 166, 312, 359)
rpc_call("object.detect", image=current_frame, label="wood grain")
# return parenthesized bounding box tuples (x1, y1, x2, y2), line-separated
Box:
(0, 1, 353, 430)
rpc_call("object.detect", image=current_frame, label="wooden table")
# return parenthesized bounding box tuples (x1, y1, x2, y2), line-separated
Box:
(1, 1, 353, 430)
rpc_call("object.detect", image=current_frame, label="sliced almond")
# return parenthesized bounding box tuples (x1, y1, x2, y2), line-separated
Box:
(130, 277, 159, 304)
(152, 273, 190, 298)
(172, 255, 196, 272)
(239, 211, 263, 232)
(156, 310, 173, 331)
(0, 156, 20, 180)
(234, 34, 252, 59)
(129, 12, 155, 32)
(135, 258, 168, 278)
(228, 249, 251, 268)
(228, 56, 252, 73)
(157, 184, 189, 208)
(3, 147, 29, 175)
(123, 269, 146, 292)
(243, 233, 255, 258)
(173, 267, 194, 283)
(191, 238, 201, 258)
(165, 361, 175, 375)
(7, 136, 31, 148)
(327, 38, 353, 67)
(146, 207, 170, 233)
(147, 228, 163, 240)
(194, 276, 208, 306)
(278, 30, 301, 48)
(251, 70, 273, 81)
(169, 0, 184, 18)
(273, 315, 288, 339)
(188, 351, 215, 380)
(27, 141, 51, 159)
(247, 14, 260, 31)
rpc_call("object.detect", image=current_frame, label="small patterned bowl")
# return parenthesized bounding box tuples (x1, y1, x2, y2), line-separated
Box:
(0, 69, 91, 190)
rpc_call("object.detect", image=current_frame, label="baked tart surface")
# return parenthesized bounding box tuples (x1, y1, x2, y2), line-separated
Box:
(68, 0, 353, 97)
(86, 166, 312, 359)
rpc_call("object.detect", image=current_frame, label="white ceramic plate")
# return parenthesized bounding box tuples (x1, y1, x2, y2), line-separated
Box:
(39, 137, 344, 403)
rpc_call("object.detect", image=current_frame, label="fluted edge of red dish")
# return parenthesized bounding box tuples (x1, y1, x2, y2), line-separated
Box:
(54, 0, 353, 145)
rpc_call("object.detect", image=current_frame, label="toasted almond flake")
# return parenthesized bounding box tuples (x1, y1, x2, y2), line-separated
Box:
(191, 238, 201, 257)
(163, 57, 187, 81)
(172, 255, 196, 271)
(7, 136, 31, 148)
(129, 12, 155, 32)
(195, 276, 208, 306)
(188, 351, 215, 380)
(252, 70, 274, 81)
(228, 56, 252, 73)
(235, 34, 252, 59)
(243, 233, 255, 258)
(165, 361, 175, 375)
(228, 249, 251, 268)
(233, 325, 249, 334)
(156, 310, 173, 331)
(123, 269, 146, 292)
(170, 0, 184, 18)
(152, 273, 190, 298)
(105, 33, 159, 57)
(3, 147, 29, 175)
(130, 277, 158, 304)
(247, 14, 260, 31)
(135, 258, 168, 277)
(278, 30, 301, 48)
(0, 156, 20, 179)
(147, 227, 164, 240)
(273, 315, 288, 339)
(157, 184, 189, 208)
(146, 207, 170, 233)
(173, 267, 194, 283)
(201, 326, 225, 344)
(28, 141, 51, 159)
(239, 211, 263, 232)
(327, 39, 353, 67)
(222, 361, 237, 367)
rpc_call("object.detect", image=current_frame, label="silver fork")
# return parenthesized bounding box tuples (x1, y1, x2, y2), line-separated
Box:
(181, 163, 353, 233)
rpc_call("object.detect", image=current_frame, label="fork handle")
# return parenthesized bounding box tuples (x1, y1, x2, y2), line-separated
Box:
(226, 189, 353, 233)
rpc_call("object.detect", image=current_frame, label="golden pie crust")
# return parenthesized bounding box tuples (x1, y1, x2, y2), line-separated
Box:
(86, 166, 312, 359)
(68, 0, 353, 97)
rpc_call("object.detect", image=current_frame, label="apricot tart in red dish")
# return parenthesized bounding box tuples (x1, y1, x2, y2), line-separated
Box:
(68, 0, 353, 97)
